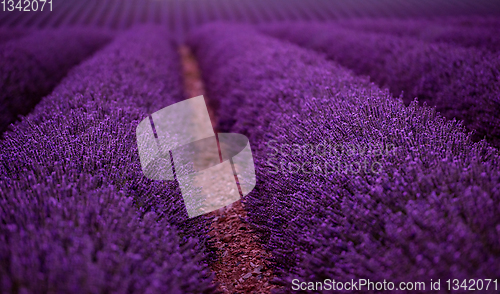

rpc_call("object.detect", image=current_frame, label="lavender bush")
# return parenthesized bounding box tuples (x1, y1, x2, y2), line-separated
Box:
(0, 26, 216, 293)
(337, 19, 500, 53)
(0, 179, 213, 293)
(0, 28, 112, 133)
(189, 24, 500, 292)
(0, 28, 28, 45)
(435, 15, 500, 29)
(261, 24, 500, 147)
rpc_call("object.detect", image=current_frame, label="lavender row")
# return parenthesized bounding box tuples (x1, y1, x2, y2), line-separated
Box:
(337, 18, 500, 53)
(0, 28, 112, 133)
(434, 15, 500, 28)
(4, 0, 499, 31)
(0, 26, 216, 293)
(189, 24, 500, 291)
(261, 24, 500, 148)
(0, 28, 28, 45)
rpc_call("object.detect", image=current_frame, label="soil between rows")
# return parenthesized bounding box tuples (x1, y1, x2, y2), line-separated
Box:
(179, 46, 279, 294)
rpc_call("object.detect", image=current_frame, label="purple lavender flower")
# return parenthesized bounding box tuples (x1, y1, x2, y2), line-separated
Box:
(0, 28, 28, 45)
(189, 23, 500, 292)
(261, 23, 500, 147)
(0, 28, 112, 133)
(336, 18, 500, 53)
(0, 26, 216, 293)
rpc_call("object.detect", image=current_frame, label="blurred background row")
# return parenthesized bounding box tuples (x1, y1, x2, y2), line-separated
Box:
(1, 0, 500, 42)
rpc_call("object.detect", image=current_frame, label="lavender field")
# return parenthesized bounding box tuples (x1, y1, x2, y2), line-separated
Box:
(1, 0, 500, 293)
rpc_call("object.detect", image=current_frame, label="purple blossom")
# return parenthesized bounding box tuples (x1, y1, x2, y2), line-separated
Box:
(189, 23, 500, 292)
(336, 18, 500, 53)
(0, 28, 28, 45)
(0, 26, 216, 293)
(0, 28, 112, 133)
(261, 23, 500, 147)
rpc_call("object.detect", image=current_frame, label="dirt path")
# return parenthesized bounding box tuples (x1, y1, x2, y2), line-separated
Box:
(179, 46, 278, 293)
